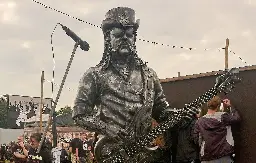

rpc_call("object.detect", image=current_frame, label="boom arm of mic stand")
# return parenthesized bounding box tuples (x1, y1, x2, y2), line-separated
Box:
(37, 42, 80, 154)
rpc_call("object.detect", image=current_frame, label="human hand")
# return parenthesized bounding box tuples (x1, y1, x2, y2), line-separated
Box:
(223, 99, 231, 107)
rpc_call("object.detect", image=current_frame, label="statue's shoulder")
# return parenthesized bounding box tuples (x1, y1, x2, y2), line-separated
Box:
(142, 65, 157, 76)
(84, 66, 103, 75)
(80, 67, 102, 82)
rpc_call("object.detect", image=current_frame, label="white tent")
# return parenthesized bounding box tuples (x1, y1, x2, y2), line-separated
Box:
(0, 128, 24, 144)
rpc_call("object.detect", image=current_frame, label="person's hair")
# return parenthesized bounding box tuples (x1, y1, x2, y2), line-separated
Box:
(30, 133, 42, 142)
(199, 104, 208, 117)
(207, 96, 221, 110)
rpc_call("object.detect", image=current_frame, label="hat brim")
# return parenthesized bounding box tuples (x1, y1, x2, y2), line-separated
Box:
(101, 19, 140, 32)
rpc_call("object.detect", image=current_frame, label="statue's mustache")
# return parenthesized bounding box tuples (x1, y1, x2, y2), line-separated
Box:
(117, 41, 131, 48)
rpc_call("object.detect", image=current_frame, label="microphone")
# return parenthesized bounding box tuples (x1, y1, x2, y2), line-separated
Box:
(59, 23, 90, 51)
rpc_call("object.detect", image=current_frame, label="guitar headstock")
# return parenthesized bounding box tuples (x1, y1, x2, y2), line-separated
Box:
(214, 68, 241, 94)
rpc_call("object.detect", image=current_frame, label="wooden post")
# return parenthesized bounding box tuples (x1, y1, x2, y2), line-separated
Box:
(225, 38, 229, 70)
(40, 71, 44, 132)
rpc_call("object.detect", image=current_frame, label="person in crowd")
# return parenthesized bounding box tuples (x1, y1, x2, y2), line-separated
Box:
(81, 133, 94, 163)
(193, 96, 241, 163)
(60, 143, 70, 163)
(12, 135, 30, 163)
(27, 133, 52, 163)
(92, 132, 98, 163)
(165, 111, 200, 163)
(52, 142, 70, 163)
(175, 117, 200, 163)
(7, 141, 17, 163)
(0, 144, 7, 162)
(69, 133, 85, 163)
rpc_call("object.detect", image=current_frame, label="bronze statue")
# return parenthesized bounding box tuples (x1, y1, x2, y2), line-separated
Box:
(72, 7, 240, 163)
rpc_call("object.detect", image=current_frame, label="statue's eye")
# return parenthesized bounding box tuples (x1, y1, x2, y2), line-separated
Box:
(125, 28, 134, 38)
(111, 27, 134, 38)
(111, 28, 123, 38)
(126, 32, 133, 38)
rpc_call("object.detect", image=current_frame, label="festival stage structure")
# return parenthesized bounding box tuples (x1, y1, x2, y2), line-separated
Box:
(160, 65, 256, 163)
(6, 95, 51, 129)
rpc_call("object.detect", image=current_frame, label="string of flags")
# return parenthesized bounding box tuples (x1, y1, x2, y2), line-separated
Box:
(29, 0, 252, 96)
(228, 48, 250, 66)
(31, 0, 251, 65)
(31, 0, 223, 52)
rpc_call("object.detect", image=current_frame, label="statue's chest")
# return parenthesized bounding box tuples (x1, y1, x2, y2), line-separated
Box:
(102, 69, 144, 97)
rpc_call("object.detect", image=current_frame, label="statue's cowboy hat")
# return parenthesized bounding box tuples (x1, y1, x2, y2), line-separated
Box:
(101, 7, 140, 32)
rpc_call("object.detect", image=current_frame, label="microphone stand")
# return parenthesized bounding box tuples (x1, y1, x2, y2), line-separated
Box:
(37, 42, 79, 154)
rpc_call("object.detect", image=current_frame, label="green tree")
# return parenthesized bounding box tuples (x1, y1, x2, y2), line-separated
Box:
(56, 105, 75, 127)
(56, 105, 73, 116)
(0, 97, 8, 128)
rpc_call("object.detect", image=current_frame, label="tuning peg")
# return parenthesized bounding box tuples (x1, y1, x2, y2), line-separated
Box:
(229, 68, 239, 74)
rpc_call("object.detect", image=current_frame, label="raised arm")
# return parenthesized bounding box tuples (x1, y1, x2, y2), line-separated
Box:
(222, 107, 241, 125)
(221, 99, 241, 125)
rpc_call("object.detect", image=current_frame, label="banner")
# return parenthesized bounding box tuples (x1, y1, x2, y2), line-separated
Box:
(8, 95, 52, 128)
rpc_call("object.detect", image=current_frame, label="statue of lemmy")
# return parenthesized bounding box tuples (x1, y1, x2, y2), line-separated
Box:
(72, 6, 240, 163)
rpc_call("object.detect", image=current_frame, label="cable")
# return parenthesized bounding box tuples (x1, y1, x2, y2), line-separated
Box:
(50, 23, 61, 100)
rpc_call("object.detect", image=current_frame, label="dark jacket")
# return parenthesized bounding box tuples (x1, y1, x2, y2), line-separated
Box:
(72, 65, 169, 138)
(192, 108, 240, 161)
(176, 119, 200, 162)
(27, 145, 52, 163)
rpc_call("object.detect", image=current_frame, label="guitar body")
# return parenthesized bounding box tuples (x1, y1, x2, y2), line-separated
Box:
(94, 136, 119, 162)
(95, 136, 159, 163)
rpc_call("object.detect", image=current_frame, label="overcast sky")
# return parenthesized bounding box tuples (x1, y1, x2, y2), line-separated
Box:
(0, 0, 255, 109)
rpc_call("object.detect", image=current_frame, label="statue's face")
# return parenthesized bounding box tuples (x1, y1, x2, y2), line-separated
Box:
(109, 27, 135, 58)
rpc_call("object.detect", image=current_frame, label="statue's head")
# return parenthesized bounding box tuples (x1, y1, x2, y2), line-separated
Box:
(99, 7, 140, 66)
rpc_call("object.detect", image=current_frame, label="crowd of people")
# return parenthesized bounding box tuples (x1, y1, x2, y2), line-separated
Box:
(151, 96, 240, 163)
(0, 96, 240, 163)
(0, 132, 97, 163)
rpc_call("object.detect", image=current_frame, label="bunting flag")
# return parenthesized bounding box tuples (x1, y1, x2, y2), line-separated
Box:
(229, 48, 251, 66)
(31, 0, 224, 52)
(30, 0, 250, 96)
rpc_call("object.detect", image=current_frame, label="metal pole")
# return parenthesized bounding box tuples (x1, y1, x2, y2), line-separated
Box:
(3, 94, 9, 129)
(40, 71, 45, 132)
(37, 42, 79, 153)
(225, 38, 229, 70)
(52, 109, 57, 147)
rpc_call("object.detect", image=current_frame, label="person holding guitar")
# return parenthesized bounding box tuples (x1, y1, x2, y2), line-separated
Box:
(72, 7, 200, 163)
